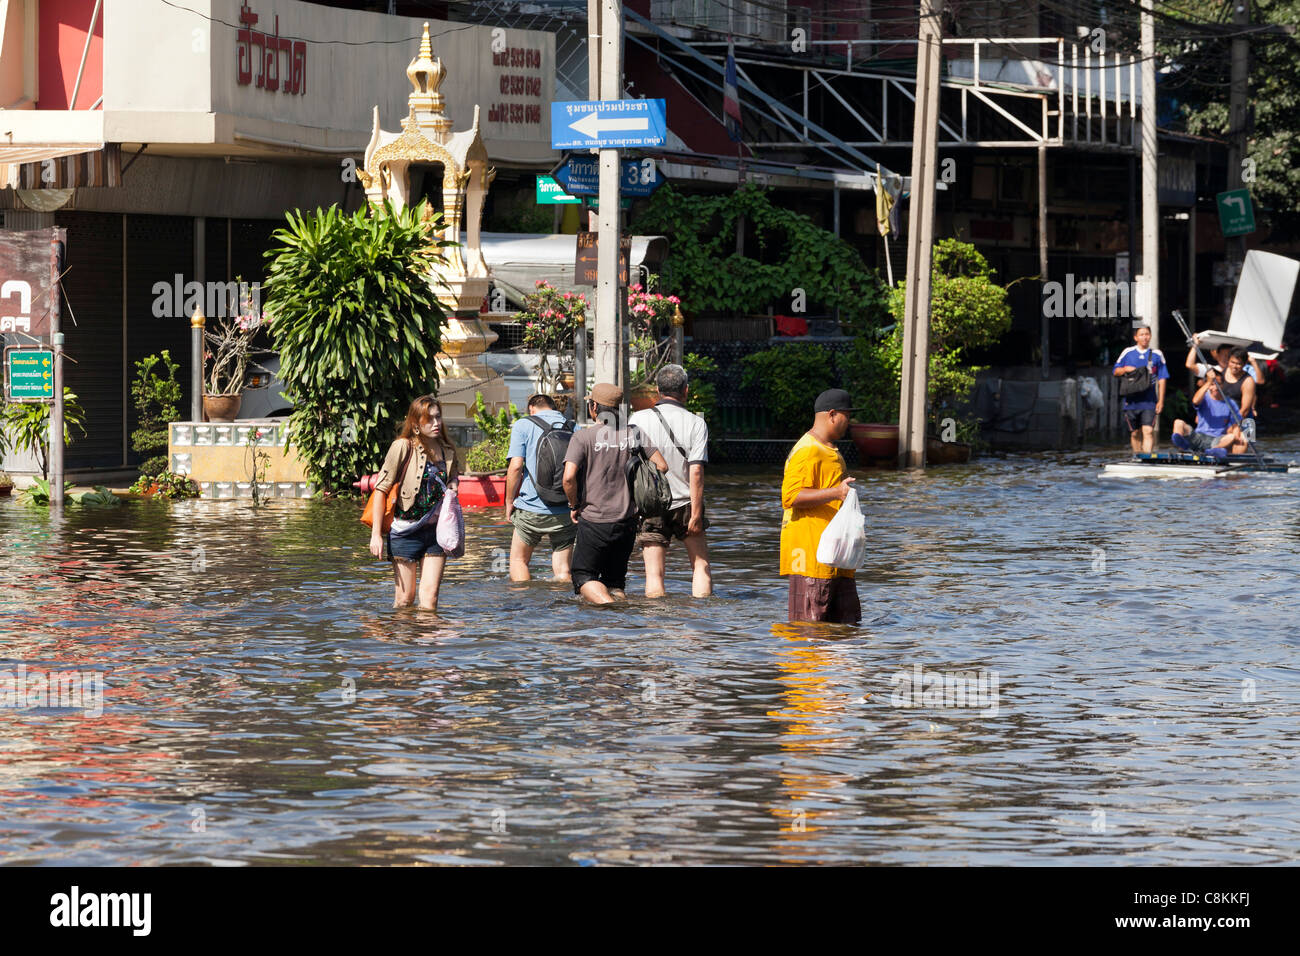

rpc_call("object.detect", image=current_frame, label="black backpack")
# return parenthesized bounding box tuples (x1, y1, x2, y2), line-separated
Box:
(526, 415, 575, 506)
(624, 424, 673, 518)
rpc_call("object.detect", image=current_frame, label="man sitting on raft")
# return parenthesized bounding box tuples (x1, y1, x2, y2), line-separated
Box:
(1170, 374, 1240, 458)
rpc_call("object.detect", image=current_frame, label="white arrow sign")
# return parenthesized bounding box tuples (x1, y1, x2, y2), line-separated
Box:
(1223, 196, 1246, 215)
(568, 112, 650, 139)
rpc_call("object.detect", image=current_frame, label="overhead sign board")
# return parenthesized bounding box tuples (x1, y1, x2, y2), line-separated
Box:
(1216, 188, 1256, 238)
(574, 231, 631, 287)
(0, 227, 64, 337)
(555, 157, 663, 198)
(5, 347, 54, 401)
(551, 99, 667, 150)
(536, 175, 581, 205)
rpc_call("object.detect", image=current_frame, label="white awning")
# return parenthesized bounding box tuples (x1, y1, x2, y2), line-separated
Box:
(1, 144, 117, 190)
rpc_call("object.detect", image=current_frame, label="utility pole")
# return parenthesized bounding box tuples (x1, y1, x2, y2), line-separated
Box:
(594, 0, 625, 398)
(1140, 0, 1159, 350)
(898, 0, 942, 469)
(1038, 144, 1049, 377)
(50, 237, 66, 506)
(1227, 1, 1250, 268)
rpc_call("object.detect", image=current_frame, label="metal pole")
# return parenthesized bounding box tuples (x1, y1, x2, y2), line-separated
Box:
(50, 237, 66, 506)
(595, 0, 624, 395)
(191, 308, 205, 421)
(1227, 0, 1250, 266)
(898, 0, 941, 470)
(1141, 0, 1159, 351)
(1039, 144, 1050, 377)
(573, 323, 586, 423)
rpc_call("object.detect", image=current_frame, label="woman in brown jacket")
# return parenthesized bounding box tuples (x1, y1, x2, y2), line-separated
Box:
(369, 395, 462, 609)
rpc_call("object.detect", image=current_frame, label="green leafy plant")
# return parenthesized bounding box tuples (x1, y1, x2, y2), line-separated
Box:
(263, 200, 450, 492)
(129, 470, 201, 499)
(465, 439, 509, 474)
(846, 240, 1012, 425)
(518, 282, 586, 394)
(631, 184, 888, 333)
(682, 352, 717, 423)
(75, 485, 121, 508)
(2, 389, 88, 481)
(19, 478, 74, 505)
(131, 351, 182, 478)
(738, 344, 835, 437)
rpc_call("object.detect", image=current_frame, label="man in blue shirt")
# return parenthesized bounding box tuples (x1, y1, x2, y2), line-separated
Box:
(1171, 375, 1240, 456)
(505, 394, 576, 582)
(1113, 323, 1169, 453)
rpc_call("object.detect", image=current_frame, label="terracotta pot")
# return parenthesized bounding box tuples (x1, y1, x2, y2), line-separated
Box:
(629, 385, 658, 411)
(458, 474, 507, 508)
(926, 437, 972, 465)
(850, 422, 899, 460)
(558, 372, 576, 393)
(203, 393, 242, 422)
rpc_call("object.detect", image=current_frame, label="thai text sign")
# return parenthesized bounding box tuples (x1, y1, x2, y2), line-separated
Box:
(237, 3, 307, 94)
(5, 348, 54, 401)
(0, 228, 63, 337)
(574, 231, 630, 287)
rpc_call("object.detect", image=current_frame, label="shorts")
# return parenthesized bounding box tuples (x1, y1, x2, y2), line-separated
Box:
(571, 517, 637, 594)
(637, 502, 709, 549)
(787, 574, 861, 625)
(386, 523, 446, 563)
(1188, 430, 1222, 452)
(511, 508, 576, 550)
(1124, 407, 1156, 431)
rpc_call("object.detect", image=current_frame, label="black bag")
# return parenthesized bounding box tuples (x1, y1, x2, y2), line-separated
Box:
(625, 424, 673, 518)
(526, 414, 576, 506)
(1119, 366, 1152, 396)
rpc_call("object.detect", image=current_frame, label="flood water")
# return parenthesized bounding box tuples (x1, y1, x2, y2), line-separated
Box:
(2, 439, 1299, 866)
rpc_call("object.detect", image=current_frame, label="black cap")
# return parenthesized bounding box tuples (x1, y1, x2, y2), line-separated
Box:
(814, 388, 859, 414)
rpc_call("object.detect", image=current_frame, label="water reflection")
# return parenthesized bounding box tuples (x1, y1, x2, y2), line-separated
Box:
(2, 439, 1300, 864)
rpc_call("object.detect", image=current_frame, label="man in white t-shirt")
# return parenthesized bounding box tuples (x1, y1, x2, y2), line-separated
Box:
(629, 364, 712, 598)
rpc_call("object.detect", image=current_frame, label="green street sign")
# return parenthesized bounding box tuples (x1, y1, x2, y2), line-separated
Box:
(1216, 188, 1256, 238)
(4, 347, 54, 401)
(536, 175, 581, 205)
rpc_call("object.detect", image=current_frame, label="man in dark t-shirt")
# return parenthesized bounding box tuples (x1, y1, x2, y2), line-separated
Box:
(562, 383, 667, 604)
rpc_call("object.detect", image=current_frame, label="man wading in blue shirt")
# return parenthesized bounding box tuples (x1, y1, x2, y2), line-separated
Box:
(1113, 323, 1169, 453)
(505, 394, 576, 582)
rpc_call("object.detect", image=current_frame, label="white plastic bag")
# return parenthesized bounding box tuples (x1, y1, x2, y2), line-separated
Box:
(816, 489, 865, 570)
(436, 491, 464, 558)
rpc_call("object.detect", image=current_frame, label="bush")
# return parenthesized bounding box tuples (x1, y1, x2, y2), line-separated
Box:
(738, 344, 835, 437)
(846, 239, 1012, 424)
(131, 351, 182, 478)
(1, 389, 87, 481)
(128, 470, 201, 499)
(683, 352, 718, 423)
(465, 439, 508, 474)
(263, 200, 450, 492)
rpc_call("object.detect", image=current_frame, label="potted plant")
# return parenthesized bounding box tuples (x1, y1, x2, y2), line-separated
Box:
(459, 392, 518, 508)
(518, 281, 586, 398)
(627, 277, 682, 409)
(0, 473, 13, 498)
(1, 388, 87, 481)
(204, 285, 273, 422)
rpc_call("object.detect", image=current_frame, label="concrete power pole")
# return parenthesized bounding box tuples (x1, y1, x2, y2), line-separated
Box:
(1227, 1, 1250, 267)
(898, 0, 942, 469)
(594, 0, 625, 396)
(1140, 0, 1159, 350)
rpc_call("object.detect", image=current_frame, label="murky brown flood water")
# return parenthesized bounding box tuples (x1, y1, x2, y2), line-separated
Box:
(2, 442, 1299, 865)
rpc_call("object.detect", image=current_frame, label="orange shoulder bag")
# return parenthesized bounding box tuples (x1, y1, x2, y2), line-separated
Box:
(360, 441, 414, 534)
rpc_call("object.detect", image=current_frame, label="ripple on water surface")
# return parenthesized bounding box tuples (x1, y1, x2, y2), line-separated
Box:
(2, 444, 1299, 865)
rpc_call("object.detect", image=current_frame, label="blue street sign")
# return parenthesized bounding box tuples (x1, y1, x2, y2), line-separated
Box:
(555, 157, 664, 198)
(551, 99, 667, 150)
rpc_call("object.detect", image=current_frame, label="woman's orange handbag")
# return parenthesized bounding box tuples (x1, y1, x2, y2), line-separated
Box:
(360, 442, 414, 534)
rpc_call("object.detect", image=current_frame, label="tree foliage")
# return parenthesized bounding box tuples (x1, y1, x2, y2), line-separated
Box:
(631, 184, 889, 332)
(263, 201, 450, 492)
(847, 240, 1012, 421)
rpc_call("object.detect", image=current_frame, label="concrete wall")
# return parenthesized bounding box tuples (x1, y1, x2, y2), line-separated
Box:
(0, 0, 39, 110)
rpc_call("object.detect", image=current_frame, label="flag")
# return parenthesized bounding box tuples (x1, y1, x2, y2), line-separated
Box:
(875, 165, 894, 237)
(723, 45, 742, 142)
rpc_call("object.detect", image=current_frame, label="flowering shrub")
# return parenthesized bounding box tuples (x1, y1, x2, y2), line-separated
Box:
(518, 280, 586, 394)
(204, 285, 273, 395)
(628, 277, 681, 388)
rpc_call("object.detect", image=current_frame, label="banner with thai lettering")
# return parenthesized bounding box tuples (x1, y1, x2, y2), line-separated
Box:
(0, 228, 63, 338)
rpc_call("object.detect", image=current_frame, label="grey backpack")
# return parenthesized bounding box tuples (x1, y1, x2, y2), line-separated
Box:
(624, 424, 673, 518)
